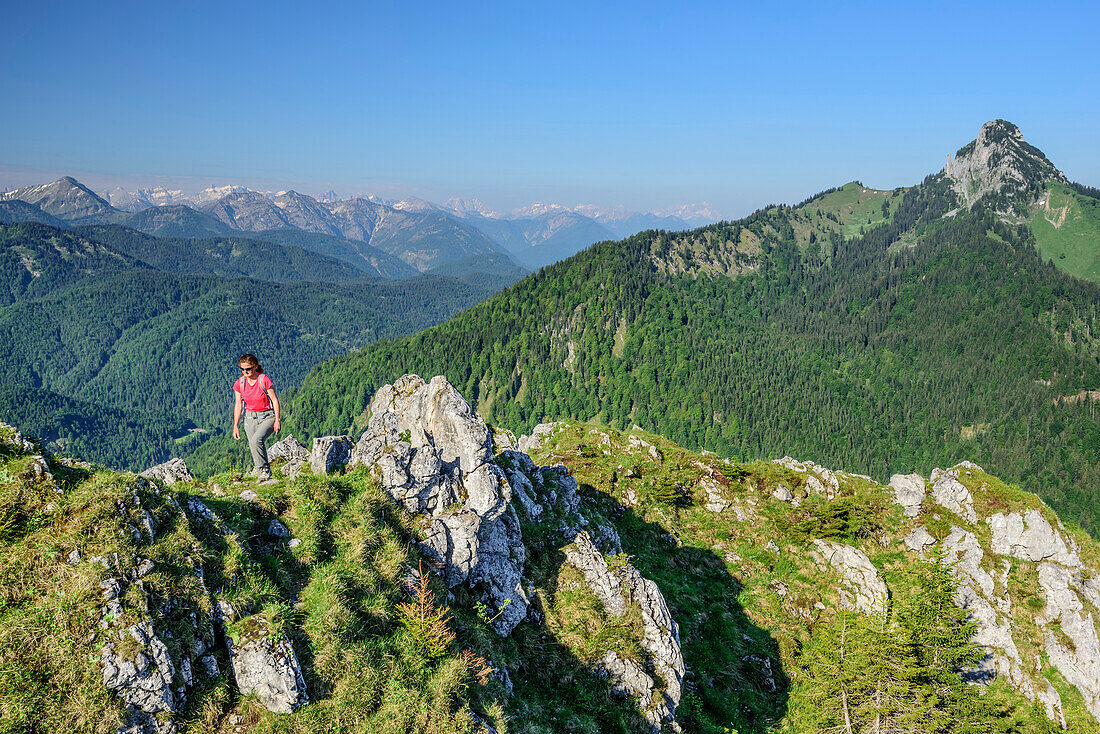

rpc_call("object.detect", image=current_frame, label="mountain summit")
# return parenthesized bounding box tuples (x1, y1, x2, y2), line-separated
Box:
(0, 176, 121, 225)
(944, 119, 1067, 216)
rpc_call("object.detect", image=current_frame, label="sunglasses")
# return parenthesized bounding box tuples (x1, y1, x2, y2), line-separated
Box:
(239, 366, 257, 373)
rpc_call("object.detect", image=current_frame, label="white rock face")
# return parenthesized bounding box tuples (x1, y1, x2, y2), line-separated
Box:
(889, 473, 925, 518)
(564, 531, 627, 616)
(930, 467, 977, 524)
(1037, 562, 1100, 721)
(349, 375, 529, 635)
(812, 540, 888, 615)
(564, 530, 684, 731)
(988, 510, 1081, 567)
(701, 474, 731, 512)
(226, 616, 307, 714)
(774, 457, 839, 499)
(944, 527, 996, 599)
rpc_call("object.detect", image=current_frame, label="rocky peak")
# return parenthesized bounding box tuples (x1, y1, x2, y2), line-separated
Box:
(944, 119, 1066, 216)
(0, 176, 119, 224)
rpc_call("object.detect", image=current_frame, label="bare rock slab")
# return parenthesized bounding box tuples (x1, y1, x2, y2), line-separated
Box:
(226, 615, 307, 714)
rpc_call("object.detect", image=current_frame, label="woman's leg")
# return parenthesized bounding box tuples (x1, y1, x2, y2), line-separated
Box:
(244, 413, 276, 472)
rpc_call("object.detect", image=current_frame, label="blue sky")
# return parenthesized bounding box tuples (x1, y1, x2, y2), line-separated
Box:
(2, 0, 1097, 217)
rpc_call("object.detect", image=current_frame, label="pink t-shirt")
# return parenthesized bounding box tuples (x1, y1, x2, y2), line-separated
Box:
(234, 373, 274, 412)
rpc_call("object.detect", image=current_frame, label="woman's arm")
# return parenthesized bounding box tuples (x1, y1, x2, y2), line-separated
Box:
(268, 388, 281, 434)
(233, 390, 243, 440)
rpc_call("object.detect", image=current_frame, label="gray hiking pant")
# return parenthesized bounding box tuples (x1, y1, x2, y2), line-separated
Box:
(242, 410, 275, 472)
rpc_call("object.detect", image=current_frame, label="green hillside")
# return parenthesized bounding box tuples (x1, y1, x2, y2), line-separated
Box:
(1031, 183, 1100, 283)
(286, 176, 1100, 535)
(0, 413, 1080, 732)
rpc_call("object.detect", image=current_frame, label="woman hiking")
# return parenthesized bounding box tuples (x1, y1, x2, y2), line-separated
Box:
(232, 353, 281, 480)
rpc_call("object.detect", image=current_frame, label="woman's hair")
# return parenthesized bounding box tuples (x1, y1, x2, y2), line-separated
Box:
(237, 353, 264, 374)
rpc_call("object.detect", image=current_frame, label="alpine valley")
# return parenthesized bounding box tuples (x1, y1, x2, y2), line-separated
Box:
(1, 120, 1100, 734)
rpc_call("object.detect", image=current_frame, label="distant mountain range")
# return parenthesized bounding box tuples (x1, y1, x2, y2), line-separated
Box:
(2, 177, 718, 272)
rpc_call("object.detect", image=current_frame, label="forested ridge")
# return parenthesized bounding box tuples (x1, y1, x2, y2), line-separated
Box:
(287, 172, 1100, 534)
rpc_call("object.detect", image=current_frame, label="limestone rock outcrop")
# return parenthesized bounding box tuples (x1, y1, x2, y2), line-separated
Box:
(269, 435, 309, 477)
(310, 435, 354, 475)
(930, 466, 978, 523)
(812, 540, 888, 614)
(349, 375, 529, 635)
(988, 510, 1080, 567)
(564, 530, 684, 732)
(1037, 563, 1100, 721)
(889, 473, 925, 518)
(944, 120, 1065, 215)
(101, 621, 178, 715)
(226, 616, 308, 714)
(141, 458, 193, 486)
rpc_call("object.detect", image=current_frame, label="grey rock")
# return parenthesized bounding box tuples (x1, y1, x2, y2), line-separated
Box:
(287, 538, 301, 549)
(28, 454, 53, 482)
(239, 489, 259, 503)
(598, 649, 655, 701)
(813, 540, 888, 614)
(771, 484, 793, 502)
(350, 375, 529, 635)
(944, 120, 1065, 214)
(621, 565, 684, 728)
(67, 548, 81, 566)
(1037, 562, 1100, 721)
(564, 531, 627, 616)
(930, 468, 977, 524)
(115, 709, 177, 734)
(805, 475, 827, 498)
(268, 435, 309, 463)
(989, 510, 1080, 567)
(903, 526, 936, 554)
(267, 519, 291, 539)
(944, 527, 995, 598)
(591, 523, 623, 555)
(889, 473, 925, 517)
(310, 435, 354, 475)
(101, 578, 122, 601)
(698, 473, 729, 512)
(101, 622, 177, 714)
(140, 458, 193, 486)
(0, 422, 36, 453)
(200, 654, 220, 678)
(516, 422, 564, 454)
(226, 615, 307, 713)
(565, 530, 684, 730)
(279, 459, 307, 478)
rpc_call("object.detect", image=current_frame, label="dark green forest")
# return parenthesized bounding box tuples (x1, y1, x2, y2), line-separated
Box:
(0, 222, 502, 469)
(287, 174, 1100, 534)
(74, 224, 375, 282)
